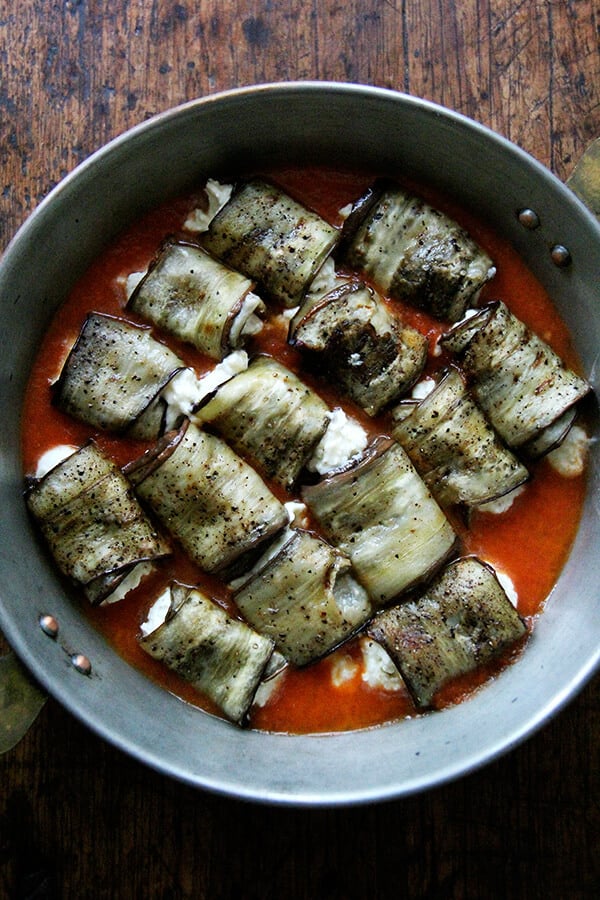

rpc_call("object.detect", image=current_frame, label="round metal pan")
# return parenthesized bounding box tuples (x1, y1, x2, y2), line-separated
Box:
(1, 82, 598, 805)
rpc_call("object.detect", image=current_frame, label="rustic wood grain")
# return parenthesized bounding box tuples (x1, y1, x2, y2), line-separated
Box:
(1, 1, 599, 897)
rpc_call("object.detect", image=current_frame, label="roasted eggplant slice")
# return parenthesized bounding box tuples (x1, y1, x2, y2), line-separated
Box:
(201, 179, 339, 308)
(124, 421, 288, 575)
(391, 367, 530, 507)
(25, 443, 171, 604)
(441, 301, 591, 453)
(52, 313, 185, 439)
(194, 355, 330, 489)
(233, 529, 372, 666)
(367, 557, 527, 708)
(289, 280, 428, 415)
(128, 238, 265, 360)
(302, 438, 456, 607)
(338, 181, 494, 321)
(139, 582, 274, 725)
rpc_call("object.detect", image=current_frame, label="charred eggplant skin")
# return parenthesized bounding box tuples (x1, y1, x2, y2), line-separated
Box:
(338, 180, 494, 322)
(140, 582, 274, 725)
(289, 281, 428, 416)
(52, 313, 184, 439)
(128, 237, 263, 360)
(25, 442, 170, 604)
(194, 355, 330, 489)
(124, 421, 288, 576)
(368, 556, 527, 708)
(201, 179, 340, 308)
(441, 301, 591, 452)
(391, 367, 530, 507)
(233, 529, 372, 667)
(302, 438, 456, 607)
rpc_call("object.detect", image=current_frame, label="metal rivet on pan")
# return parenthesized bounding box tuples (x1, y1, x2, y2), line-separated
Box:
(71, 653, 92, 676)
(39, 614, 59, 638)
(550, 244, 572, 267)
(518, 208, 541, 229)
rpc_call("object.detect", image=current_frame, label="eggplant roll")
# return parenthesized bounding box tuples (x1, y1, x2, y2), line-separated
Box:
(201, 179, 339, 308)
(125, 421, 288, 575)
(289, 280, 428, 416)
(302, 438, 456, 607)
(52, 313, 186, 439)
(391, 367, 530, 507)
(233, 529, 372, 667)
(128, 238, 265, 360)
(140, 582, 274, 725)
(194, 355, 330, 489)
(25, 443, 171, 604)
(368, 557, 527, 708)
(441, 301, 591, 454)
(338, 181, 494, 322)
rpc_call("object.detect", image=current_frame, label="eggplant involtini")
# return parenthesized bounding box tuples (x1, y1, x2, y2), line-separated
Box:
(128, 238, 265, 360)
(194, 355, 330, 489)
(391, 367, 530, 508)
(52, 313, 187, 439)
(201, 179, 339, 308)
(289, 280, 428, 416)
(26, 443, 171, 605)
(140, 582, 274, 724)
(368, 557, 527, 708)
(338, 181, 494, 321)
(23, 165, 593, 734)
(441, 301, 591, 455)
(124, 421, 288, 576)
(302, 438, 456, 606)
(233, 529, 372, 666)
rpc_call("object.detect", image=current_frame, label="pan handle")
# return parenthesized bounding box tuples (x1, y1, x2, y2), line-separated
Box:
(567, 136, 600, 219)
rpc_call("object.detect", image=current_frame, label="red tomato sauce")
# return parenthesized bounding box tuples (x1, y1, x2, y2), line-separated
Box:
(21, 166, 588, 734)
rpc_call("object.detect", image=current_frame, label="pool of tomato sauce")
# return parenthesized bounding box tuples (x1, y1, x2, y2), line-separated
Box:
(21, 166, 587, 735)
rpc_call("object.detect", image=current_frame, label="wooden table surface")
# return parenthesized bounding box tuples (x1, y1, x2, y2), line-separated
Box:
(1, 2, 599, 897)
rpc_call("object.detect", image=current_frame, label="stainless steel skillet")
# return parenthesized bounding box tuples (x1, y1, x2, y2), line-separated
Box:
(1, 82, 598, 805)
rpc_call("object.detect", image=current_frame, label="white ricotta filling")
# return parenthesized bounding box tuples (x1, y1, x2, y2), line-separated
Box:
(547, 424, 589, 478)
(411, 376, 436, 400)
(333, 573, 371, 624)
(455, 307, 480, 326)
(252, 664, 287, 708)
(124, 270, 146, 299)
(496, 570, 519, 608)
(102, 561, 154, 606)
(139, 586, 172, 636)
(360, 638, 404, 692)
(304, 255, 344, 300)
(162, 368, 205, 430)
(163, 350, 249, 429)
(307, 407, 368, 475)
(330, 652, 360, 687)
(183, 179, 234, 233)
(192, 349, 249, 400)
(284, 500, 309, 529)
(228, 291, 265, 345)
(476, 483, 527, 515)
(35, 444, 79, 479)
